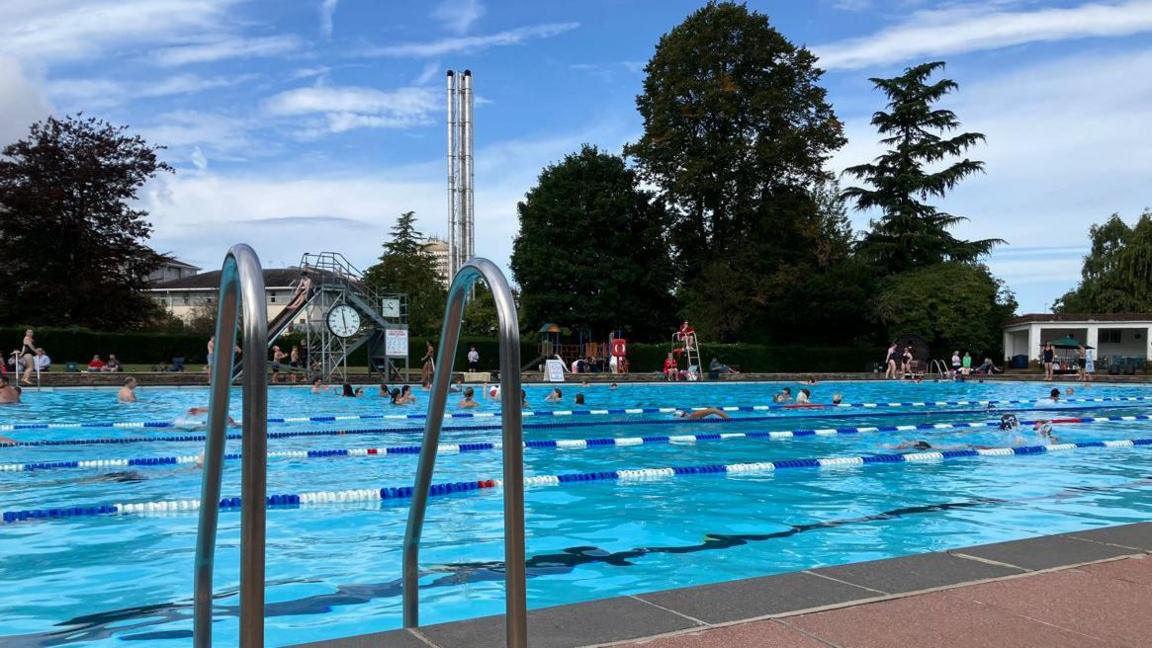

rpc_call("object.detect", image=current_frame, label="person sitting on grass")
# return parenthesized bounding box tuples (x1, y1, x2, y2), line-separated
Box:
(673, 407, 729, 420)
(458, 387, 478, 408)
(104, 354, 122, 372)
(117, 377, 138, 403)
(88, 354, 106, 371)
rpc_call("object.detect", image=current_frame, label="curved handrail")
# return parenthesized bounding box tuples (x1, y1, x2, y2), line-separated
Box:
(402, 258, 526, 648)
(193, 244, 269, 648)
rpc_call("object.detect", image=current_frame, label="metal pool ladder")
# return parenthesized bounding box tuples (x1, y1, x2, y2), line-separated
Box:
(402, 258, 527, 648)
(192, 244, 269, 648)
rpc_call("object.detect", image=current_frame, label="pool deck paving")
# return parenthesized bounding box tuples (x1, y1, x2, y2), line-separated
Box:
(294, 522, 1152, 648)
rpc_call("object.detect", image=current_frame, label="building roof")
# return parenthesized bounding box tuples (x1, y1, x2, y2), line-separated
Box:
(159, 258, 201, 270)
(148, 268, 303, 290)
(1006, 313, 1152, 326)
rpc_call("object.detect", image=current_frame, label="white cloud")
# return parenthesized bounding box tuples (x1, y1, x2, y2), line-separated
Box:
(137, 110, 257, 154)
(833, 48, 1152, 311)
(815, 0, 1152, 70)
(319, 0, 339, 39)
(263, 85, 440, 133)
(150, 35, 303, 66)
(190, 146, 209, 170)
(0, 56, 52, 147)
(413, 61, 442, 85)
(431, 0, 485, 35)
(363, 22, 578, 58)
(48, 73, 254, 108)
(0, 0, 235, 62)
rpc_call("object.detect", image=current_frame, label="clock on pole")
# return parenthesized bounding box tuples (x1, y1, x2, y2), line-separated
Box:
(326, 304, 361, 338)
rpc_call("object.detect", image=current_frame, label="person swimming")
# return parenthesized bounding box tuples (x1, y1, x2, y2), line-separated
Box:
(673, 407, 729, 420)
(174, 407, 239, 429)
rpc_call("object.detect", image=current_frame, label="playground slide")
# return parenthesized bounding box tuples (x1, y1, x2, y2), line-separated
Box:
(267, 279, 317, 344)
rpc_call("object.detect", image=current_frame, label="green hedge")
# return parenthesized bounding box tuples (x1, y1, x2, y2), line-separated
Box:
(626, 342, 878, 374)
(1, 327, 208, 365)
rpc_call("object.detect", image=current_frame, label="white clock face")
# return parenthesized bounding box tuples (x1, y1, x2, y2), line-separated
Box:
(326, 304, 361, 338)
(381, 298, 400, 318)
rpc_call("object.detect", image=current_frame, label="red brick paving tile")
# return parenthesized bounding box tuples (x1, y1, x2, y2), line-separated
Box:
(618, 620, 829, 648)
(950, 566, 1152, 647)
(788, 590, 1116, 648)
(1076, 556, 1152, 586)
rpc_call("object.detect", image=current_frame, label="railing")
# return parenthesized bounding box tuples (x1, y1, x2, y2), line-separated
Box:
(402, 258, 527, 648)
(193, 244, 269, 648)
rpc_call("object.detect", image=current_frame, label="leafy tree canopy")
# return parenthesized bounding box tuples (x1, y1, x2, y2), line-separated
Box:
(363, 211, 446, 336)
(0, 114, 171, 328)
(1056, 211, 1152, 313)
(510, 145, 676, 339)
(843, 61, 1001, 274)
(874, 262, 1017, 354)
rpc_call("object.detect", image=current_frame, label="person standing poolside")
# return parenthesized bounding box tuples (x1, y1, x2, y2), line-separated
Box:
(206, 336, 215, 371)
(1082, 346, 1095, 383)
(884, 342, 898, 379)
(421, 341, 436, 384)
(951, 350, 961, 376)
(19, 329, 36, 385)
(1042, 342, 1055, 381)
(467, 345, 480, 372)
(663, 352, 678, 381)
(902, 345, 914, 378)
(118, 377, 138, 403)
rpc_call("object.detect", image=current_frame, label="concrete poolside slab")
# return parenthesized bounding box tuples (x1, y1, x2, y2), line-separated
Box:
(951, 566, 1152, 647)
(950, 534, 1137, 571)
(1064, 522, 1152, 551)
(1078, 554, 1152, 585)
(810, 551, 1025, 594)
(636, 571, 877, 625)
(786, 590, 1117, 648)
(291, 628, 429, 648)
(615, 619, 828, 648)
(417, 596, 701, 648)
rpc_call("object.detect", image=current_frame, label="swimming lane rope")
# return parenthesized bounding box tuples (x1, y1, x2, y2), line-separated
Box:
(4, 436, 1150, 524)
(0, 415, 1143, 474)
(3, 395, 1147, 431)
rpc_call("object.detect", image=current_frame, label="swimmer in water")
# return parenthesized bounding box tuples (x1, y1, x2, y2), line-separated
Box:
(673, 407, 729, 420)
(831, 393, 843, 405)
(117, 377, 138, 403)
(545, 388, 562, 402)
(175, 407, 240, 429)
(311, 377, 326, 394)
(458, 387, 478, 408)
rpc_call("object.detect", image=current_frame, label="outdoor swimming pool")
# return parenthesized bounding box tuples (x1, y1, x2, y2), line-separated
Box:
(2, 379, 1151, 646)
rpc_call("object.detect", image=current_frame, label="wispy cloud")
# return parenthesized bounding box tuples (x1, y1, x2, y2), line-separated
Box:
(0, 0, 234, 62)
(263, 84, 440, 133)
(814, 0, 1152, 70)
(150, 35, 303, 66)
(431, 0, 485, 35)
(319, 0, 339, 39)
(363, 22, 578, 58)
(48, 73, 254, 108)
(137, 110, 257, 154)
(413, 61, 441, 85)
(0, 56, 51, 146)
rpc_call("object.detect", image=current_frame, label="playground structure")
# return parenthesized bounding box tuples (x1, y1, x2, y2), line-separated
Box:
(521, 324, 629, 373)
(261, 252, 408, 383)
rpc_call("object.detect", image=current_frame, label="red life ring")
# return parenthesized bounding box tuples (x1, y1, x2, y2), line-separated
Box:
(610, 339, 627, 357)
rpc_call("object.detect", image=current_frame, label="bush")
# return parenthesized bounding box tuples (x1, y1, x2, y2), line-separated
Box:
(627, 342, 877, 373)
(1, 327, 208, 365)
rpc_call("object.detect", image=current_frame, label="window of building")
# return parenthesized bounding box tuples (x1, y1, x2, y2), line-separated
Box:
(1100, 330, 1122, 344)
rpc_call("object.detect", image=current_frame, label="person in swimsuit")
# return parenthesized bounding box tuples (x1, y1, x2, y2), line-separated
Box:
(795, 388, 812, 404)
(884, 342, 898, 379)
(773, 387, 793, 403)
(1042, 342, 1055, 381)
(545, 388, 562, 402)
(458, 387, 478, 408)
(117, 377, 138, 403)
(1081, 346, 1095, 384)
(0, 377, 21, 405)
(673, 407, 729, 419)
(341, 383, 364, 397)
(19, 329, 36, 385)
(175, 407, 239, 429)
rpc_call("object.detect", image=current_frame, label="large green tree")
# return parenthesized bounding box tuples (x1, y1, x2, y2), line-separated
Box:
(625, 1, 848, 341)
(363, 211, 446, 336)
(0, 115, 171, 328)
(874, 262, 1017, 354)
(843, 61, 1001, 275)
(1056, 211, 1152, 312)
(510, 145, 675, 338)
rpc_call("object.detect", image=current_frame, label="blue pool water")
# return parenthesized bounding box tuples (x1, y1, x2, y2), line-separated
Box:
(1, 379, 1151, 646)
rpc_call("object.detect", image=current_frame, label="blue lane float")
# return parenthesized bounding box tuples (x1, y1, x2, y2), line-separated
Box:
(4, 437, 1150, 524)
(3, 394, 1149, 432)
(3, 408, 1149, 449)
(0, 415, 1132, 474)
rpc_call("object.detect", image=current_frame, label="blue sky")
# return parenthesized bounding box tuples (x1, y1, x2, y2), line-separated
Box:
(3, 0, 1152, 314)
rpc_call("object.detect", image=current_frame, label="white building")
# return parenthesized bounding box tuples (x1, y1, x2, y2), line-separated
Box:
(422, 237, 451, 286)
(1002, 314, 1152, 362)
(148, 258, 200, 284)
(148, 268, 302, 323)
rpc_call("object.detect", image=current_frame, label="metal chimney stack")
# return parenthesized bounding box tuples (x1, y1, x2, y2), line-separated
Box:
(446, 69, 475, 279)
